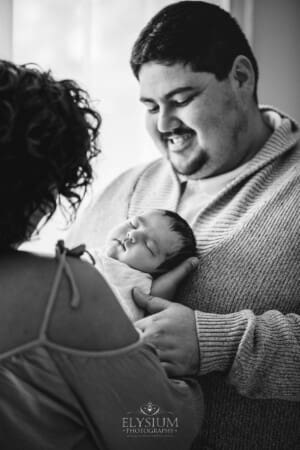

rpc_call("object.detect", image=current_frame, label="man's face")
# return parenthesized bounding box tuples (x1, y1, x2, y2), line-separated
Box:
(105, 211, 181, 273)
(139, 62, 250, 179)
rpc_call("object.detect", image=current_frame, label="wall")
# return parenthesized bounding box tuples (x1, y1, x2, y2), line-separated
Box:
(0, 0, 12, 59)
(252, 0, 300, 121)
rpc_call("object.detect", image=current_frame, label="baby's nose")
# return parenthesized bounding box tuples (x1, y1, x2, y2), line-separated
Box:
(127, 230, 135, 243)
(127, 230, 140, 243)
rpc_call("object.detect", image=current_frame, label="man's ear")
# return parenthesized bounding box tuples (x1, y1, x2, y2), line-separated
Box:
(230, 55, 255, 94)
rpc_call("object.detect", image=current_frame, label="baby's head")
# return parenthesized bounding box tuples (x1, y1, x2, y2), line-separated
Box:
(105, 209, 196, 276)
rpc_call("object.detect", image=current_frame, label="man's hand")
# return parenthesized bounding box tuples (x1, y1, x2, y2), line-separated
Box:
(151, 257, 199, 300)
(133, 289, 200, 377)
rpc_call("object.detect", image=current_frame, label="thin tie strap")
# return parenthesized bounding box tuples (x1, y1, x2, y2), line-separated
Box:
(38, 241, 81, 341)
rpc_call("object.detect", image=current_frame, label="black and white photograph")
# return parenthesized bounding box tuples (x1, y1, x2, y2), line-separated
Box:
(0, 0, 299, 449)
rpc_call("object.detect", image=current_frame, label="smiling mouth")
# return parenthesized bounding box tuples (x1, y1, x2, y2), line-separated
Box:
(163, 131, 195, 152)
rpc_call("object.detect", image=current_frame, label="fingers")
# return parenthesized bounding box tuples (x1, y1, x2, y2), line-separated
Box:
(138, 332, 175, 370)
(132, 288, 171, 314)
(134, 316, 151, 332)
(170, 256, 199, 282)
(161, 361, 175, 376)
(155, 352, 181, 377)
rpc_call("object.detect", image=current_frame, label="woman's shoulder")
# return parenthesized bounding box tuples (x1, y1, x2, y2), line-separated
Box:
(0, 249, 138, 355)
(48, 250, 140, 352)
(0, 250, 59, 353)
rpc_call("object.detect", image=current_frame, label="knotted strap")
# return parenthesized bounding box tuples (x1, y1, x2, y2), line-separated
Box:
(38, 240, 91, 340)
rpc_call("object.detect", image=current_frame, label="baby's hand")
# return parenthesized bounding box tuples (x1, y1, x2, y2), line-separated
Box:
(150, 257, 198, 300)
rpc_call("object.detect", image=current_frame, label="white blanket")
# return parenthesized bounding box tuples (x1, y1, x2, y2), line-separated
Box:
(93, 251, 152, 321)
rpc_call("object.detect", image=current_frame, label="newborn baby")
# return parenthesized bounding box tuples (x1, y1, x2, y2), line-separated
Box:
(93, 209, 196, 321)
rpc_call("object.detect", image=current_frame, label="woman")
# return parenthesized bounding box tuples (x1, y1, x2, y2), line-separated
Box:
(0, 60, 203, 449)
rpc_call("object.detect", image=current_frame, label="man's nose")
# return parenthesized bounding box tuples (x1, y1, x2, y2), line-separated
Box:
(157, 108, 181, 133)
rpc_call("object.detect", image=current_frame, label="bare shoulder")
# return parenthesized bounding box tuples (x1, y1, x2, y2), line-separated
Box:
(48, 255, 139, 351)
(0, 250, 138, 353)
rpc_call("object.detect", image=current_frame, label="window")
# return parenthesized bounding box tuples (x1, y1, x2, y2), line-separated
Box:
(4, 0, 243, 252)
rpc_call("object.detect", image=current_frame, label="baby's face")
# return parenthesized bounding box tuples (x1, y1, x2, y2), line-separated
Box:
(105, 211, 181, 273)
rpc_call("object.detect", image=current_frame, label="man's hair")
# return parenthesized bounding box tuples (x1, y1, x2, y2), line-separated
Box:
(153, 209, 197, 277)
(0, 60, 101, 248)
(130, 1, 258, 102)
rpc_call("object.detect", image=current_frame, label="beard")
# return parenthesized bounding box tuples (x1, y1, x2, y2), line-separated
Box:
(169, 149, 209, 177)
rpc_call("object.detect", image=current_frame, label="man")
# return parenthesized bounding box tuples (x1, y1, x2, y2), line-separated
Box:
(68, 2, 300, 448)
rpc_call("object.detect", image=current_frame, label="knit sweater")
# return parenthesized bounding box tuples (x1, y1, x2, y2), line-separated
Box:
(68, 107, 300, 449)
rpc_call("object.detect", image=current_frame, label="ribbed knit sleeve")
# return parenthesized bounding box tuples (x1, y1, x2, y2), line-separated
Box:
(195, 309, 300, 400)
(194, 310, 251, 372)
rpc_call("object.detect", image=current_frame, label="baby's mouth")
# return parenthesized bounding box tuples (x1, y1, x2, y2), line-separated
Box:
(115, 238, 126, 250)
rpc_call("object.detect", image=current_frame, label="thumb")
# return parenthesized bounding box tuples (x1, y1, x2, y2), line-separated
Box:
(132, 288, 171, 314)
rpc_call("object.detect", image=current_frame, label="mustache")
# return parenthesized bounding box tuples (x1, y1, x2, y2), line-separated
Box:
(161, 127, 194, 140)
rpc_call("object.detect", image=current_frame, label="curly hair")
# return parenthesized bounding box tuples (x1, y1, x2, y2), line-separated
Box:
(130, 1, 259, 102)
(0, 60, 101, 248)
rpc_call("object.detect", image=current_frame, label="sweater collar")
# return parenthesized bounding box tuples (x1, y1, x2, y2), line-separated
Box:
(177, 106, 299, 185)
(241, 106, 299, 180)
(128, 106, 299, 219)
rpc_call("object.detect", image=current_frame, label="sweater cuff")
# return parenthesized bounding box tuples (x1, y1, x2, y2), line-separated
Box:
(194, 310, 251, 375)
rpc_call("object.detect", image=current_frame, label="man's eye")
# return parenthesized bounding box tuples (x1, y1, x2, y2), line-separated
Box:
(173, 95, 194, 107)
(146, 104, 159, 114)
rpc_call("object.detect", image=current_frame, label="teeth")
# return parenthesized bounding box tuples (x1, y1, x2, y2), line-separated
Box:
(167, 133, 193, 150)
(169, 136, 186, 145)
